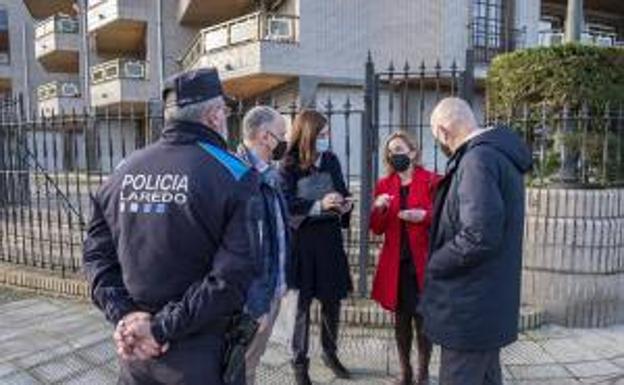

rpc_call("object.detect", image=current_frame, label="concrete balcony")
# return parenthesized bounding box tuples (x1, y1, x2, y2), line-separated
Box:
(177, 0, 254, 26)
(37, 80, 84, 116)
(23, 0, 76, 20)
(90, 59, 150, 112)
(181, 12, 300, 98)
(35, 15, 80, 73)
(87, 0, 147, 55)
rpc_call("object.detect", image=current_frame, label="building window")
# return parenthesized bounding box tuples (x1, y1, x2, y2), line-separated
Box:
(0, 8, 9, 64)
(473, 0, 505, 49)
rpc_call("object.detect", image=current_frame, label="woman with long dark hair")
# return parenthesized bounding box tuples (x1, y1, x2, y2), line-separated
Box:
(370, 131, 439, 385)
(280, 110, 353, 385)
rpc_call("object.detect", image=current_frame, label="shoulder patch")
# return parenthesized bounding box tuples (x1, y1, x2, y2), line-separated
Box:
(197, 141, 250, 181)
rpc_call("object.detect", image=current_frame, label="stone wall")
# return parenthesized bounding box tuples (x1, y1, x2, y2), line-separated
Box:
(522, 187, 624, 327)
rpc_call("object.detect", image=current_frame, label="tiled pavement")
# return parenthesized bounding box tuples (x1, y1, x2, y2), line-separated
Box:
(0, 296, 623, 384)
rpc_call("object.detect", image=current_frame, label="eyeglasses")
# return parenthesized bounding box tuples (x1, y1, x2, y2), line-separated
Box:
(267, 131, 285, 142)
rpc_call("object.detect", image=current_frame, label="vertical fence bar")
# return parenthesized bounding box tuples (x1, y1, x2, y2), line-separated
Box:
(358, 54, 375, 298)
(602, 103, 610, 186)
(25, 109, 36, 267)
(52, 112, 64, 274)
(618, 104, 623, 185)
(106, 106, 114, 173)
(72, 109, 85, 262)
(60, 111, 75, 274)
(580, 103, 589, 185)
(42, 113, 54, 269)
(31, 110, 44, 268)
(343, 98, 352, 186)
(387, 62, 395, 134)
(8, 107, 19, 264)
(401, 61, 410, 132)
(0, 104, 6, 262)
(0, 102, 9, 262)
(325, 97, 333, 150)
(418, 61, 425, 152)
(433, 60, 442, 173)
(16, 103, 28, 265)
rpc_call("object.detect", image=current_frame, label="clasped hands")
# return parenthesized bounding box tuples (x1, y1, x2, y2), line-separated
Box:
(114, 312, 169, 361)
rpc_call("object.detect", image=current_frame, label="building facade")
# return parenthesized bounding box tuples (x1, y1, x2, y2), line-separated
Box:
(0, 1, 616, 114)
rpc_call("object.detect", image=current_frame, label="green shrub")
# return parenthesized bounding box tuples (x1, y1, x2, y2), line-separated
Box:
(487, 44, 624, 115)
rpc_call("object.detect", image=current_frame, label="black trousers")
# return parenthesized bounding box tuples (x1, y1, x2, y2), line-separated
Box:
(439, 347, 502, 385)
(292, 295, 341, 364)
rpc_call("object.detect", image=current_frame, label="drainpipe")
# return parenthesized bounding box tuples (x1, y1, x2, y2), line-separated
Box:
(21, 24, 30, 116)
(80, 0, 90, 108)
(157, 0, 164, 90)
(565, 0, 584, 43)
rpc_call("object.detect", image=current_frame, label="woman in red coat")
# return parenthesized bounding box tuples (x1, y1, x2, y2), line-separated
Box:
(370, 131, 439, 385)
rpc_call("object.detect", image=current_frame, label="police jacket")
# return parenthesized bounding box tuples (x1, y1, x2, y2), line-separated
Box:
(83, 119, 260, 345)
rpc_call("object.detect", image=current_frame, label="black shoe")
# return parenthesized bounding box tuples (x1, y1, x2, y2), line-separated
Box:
(292, 359, 313, 385)
(322, 353, 351, 379)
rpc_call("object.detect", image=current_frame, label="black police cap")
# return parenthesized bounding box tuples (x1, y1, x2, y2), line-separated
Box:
(162, 68, 226, 108)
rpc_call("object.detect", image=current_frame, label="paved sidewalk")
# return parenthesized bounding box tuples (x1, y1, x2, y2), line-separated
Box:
(0, 294, 623, 384)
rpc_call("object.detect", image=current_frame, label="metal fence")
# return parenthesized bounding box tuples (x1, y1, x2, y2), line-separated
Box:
(490, 102, 624, 188)
(0, 96, 366, 282)
(1, 57, 623, 298)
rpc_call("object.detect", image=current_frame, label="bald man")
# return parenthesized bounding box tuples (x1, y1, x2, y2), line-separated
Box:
(420, 97, 532, 385)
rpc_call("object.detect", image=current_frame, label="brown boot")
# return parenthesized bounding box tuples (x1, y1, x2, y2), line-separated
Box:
(415, 316, 432, 385)
(395, 312, 414, 385)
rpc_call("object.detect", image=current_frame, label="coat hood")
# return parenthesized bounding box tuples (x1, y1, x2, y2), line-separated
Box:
(468, 126, 532, 174)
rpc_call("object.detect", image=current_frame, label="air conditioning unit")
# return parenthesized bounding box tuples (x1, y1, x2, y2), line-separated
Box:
(0, 52, 9, 64)
(595, 36, 614, 47)
(539, 32, 564, 47)
(58, 18, 78, 34)
(267, 17, 292, 41)
(61, 83, 79, 97)
(124, 61, 146, 79)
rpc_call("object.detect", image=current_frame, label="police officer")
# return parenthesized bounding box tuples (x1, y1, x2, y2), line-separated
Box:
(83, 68, 259, 385)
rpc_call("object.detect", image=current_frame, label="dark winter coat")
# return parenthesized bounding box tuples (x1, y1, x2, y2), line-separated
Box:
(280, 150, 353, 301)
(420, 126, 532, 351)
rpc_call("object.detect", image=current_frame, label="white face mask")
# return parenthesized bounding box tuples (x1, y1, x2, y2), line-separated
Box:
(316, 138, 330, 153)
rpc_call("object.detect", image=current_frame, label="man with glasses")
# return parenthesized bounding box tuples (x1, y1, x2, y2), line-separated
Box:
(237, 106, 293, 385)
(83, 68, 260, 385)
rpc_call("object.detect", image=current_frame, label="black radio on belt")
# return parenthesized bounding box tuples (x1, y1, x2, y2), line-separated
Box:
(221, 312, 259, 384)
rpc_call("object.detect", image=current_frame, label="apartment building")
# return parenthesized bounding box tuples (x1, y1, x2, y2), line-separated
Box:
(1, 0, 621, 119)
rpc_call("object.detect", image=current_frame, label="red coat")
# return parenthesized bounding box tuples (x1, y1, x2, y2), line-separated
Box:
(370, 166, 440, 312)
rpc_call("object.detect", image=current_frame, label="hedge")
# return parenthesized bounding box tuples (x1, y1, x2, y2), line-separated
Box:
(487, 44, 624, 116)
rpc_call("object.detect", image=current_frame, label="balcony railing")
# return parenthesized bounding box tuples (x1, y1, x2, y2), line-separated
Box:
(35, 14, 79, 39)
(538, 29, 621, 47)
(90, 59, 149, 85)
(37, 81, 81, 101)
(181, 11, 300, 70)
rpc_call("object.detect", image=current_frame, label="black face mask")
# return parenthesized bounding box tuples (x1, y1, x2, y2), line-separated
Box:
(389, 154, 411, 172)
(272, 140, 288, 161)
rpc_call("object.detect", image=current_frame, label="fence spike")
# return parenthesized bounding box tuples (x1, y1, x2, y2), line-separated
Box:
(344, 96, 352, 112)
